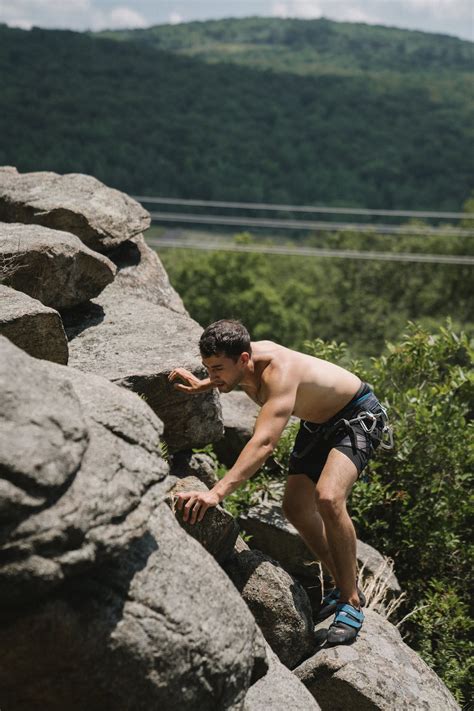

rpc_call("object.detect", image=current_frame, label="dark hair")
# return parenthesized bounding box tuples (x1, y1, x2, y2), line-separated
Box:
(199, 320, 251, 360)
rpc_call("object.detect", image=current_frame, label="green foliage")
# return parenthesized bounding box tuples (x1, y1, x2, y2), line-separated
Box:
(0, 23, 472, 209)
(411, 580, 473, 704)
(219, 468, 283, 519)
(159, 229, 474, 360)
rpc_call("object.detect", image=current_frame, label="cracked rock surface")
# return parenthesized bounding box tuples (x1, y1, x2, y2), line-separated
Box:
(167, 475, 239, 564)
(0, 222, 116, 309)
(64, 294, 223, 452)
(243, 640, 321, 710)
(0, 336, 268, 710)
(0, 169, 150, 252)
(224, 546, 315, 668)
(0, 336, 168, 604)
(0, 285, 69, 364)
(106, 234, 187, 315)
(294, 609, 460, 711)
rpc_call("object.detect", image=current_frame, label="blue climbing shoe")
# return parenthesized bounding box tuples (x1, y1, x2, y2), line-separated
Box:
(316, 586, 366, 622)
(326, 603, 364, 645)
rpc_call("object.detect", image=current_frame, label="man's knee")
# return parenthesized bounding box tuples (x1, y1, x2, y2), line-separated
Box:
(315, 488, 346, 520)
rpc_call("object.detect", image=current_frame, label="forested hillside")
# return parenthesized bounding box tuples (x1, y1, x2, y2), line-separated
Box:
(99, 16, 473, 77)
(0, 22, 472, 209)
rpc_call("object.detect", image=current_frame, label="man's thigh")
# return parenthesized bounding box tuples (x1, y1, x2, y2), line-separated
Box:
(316, 448, 359, 501)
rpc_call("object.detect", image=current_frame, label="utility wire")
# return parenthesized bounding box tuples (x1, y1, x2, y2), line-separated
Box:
(147, 238, 474, 266)
(134, 196, 468, 220)
(149, 211, 474, 237)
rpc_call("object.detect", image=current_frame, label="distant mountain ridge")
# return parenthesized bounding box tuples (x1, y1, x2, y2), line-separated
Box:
(96, 16, 473, 76)
(0, 21, 472, 210)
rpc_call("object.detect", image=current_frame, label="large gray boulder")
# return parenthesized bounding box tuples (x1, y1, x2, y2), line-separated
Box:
(224, 546, 315, 668)
(0, 168, 150, 253)
(0, 337, 269, 710)
(244, 641, 321, 711)
(0, 336, 168, 601)
(167, 475, 240, 564)
(0, 285, 68, 364)
(294, 609, 460, 710)
(0, 505, 266, 711)
(107, 234, 187, 314)
(0, 222, 116, 309)
(64, 293, 223, 453)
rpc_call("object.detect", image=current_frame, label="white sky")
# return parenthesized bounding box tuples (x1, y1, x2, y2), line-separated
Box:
(0, 0, 473, 41)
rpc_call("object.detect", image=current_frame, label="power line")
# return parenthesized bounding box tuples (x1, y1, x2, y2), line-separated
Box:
(148, 211, 474, 237)
(134, 196, 469, 220)
(147, 238, 474, 265)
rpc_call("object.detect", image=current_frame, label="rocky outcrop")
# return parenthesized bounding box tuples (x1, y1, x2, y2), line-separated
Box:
(167, 475, 239, 564)
(106, 234, 187, 314)
(0, 336, 168, 601)
(294, 610, 460, 710)
(224, 546, 315, 668)
(244, 641, 321, 710)
(0, 336, 270, 710)
(0, 222, 116, 309)
(0, 168, 458, 710)
(0, 169, 150, 252)
(64, 294, 223, 452)
(0, 285, 68, 364)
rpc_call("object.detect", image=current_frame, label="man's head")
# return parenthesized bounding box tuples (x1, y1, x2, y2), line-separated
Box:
(199, 320, 251, 392)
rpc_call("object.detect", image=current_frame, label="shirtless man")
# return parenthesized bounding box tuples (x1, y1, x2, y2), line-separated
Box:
(169, 319, 389, 645)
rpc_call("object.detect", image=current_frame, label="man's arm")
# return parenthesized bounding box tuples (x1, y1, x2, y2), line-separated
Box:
(175, 372, 297, 523)
(168, 367, 216, 394)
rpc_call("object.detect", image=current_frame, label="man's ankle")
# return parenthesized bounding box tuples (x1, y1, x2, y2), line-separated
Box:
(340, 594, 360, 609)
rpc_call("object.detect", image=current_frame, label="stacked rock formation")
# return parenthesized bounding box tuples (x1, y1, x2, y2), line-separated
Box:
(0, 168, 460, 711)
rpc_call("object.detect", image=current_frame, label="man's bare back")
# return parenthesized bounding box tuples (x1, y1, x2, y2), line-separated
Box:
(235, 340, 361, 424)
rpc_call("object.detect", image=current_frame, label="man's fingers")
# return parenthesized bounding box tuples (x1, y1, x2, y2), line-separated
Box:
(197, 504, 209, 523)
(175, 491, 194, 511)
(174, 491, 213, 524)
(190, 499, 203, 525)
(183, 494, 199, 521)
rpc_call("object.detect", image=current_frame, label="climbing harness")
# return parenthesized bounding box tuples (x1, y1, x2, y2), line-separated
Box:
(295, 392, 394, 460)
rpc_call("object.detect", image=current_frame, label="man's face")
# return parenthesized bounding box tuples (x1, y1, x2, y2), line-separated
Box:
(201, 352, 248, 393)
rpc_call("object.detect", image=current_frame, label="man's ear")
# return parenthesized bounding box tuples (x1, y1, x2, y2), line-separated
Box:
(240, 352, 250, 365)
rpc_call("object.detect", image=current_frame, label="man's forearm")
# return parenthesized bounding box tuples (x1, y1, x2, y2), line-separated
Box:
(212, 438, 273, 501)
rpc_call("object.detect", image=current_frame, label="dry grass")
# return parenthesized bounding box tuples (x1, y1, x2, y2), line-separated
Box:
(0, 243, 26, 283)
(357, 556, 428, 634)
